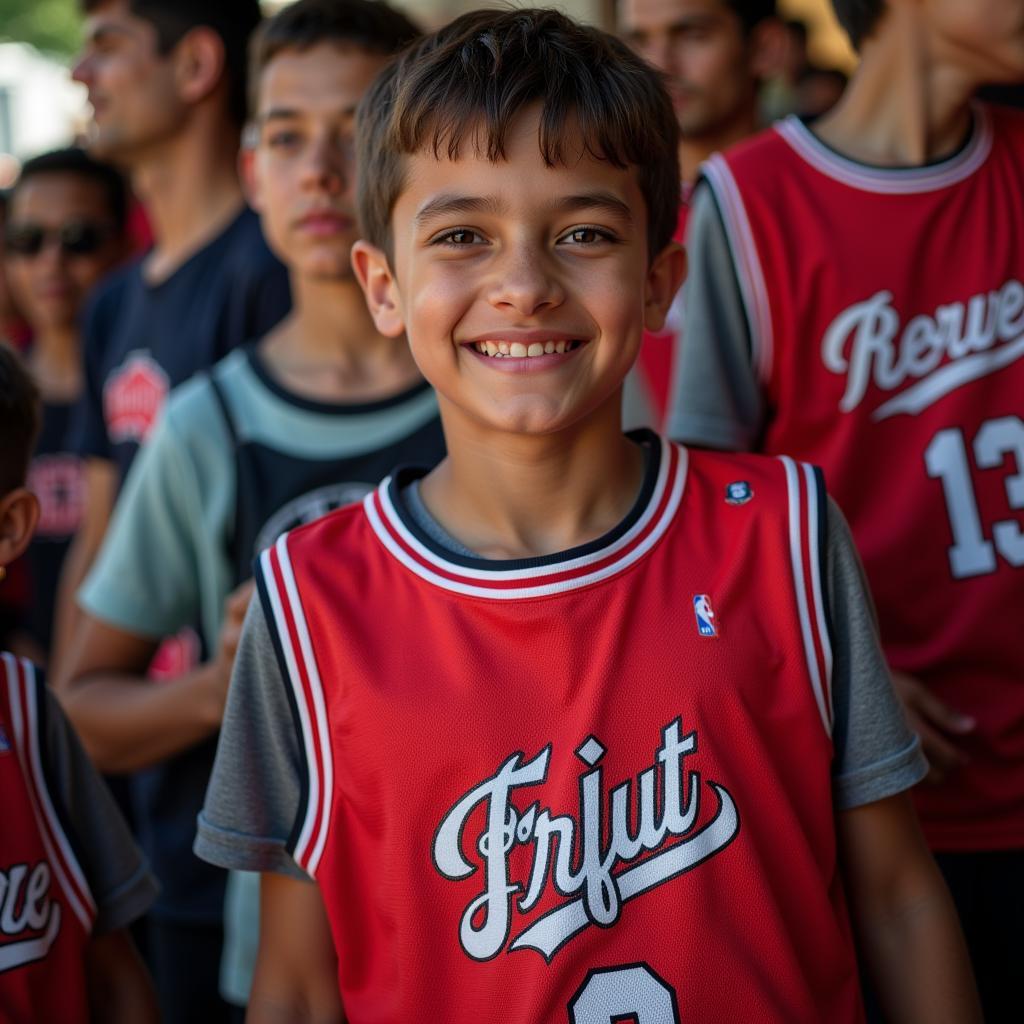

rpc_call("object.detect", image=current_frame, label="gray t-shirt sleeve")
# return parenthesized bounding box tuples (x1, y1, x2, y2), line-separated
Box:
(825, 498, 927, 808)
(41, 682, 158, 933)
(666, 183, 765, 451)
(194, 595, 309, 880)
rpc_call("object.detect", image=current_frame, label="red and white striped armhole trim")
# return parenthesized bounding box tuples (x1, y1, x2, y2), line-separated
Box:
(1, 654, 96, 932)
(701, 154, 774, 387)
(778, 459, 834, 736)
(258, 538, 333, 877)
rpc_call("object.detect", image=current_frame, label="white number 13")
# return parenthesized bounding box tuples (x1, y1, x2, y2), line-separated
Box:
(925, 416, 1024, 579)
(569, 964, 681, 1023)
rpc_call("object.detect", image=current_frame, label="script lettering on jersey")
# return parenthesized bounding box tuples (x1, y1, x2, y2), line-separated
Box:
(821, 280, 1024, 420)
(0, 862, 62, 974)
(432, 718, 739, 963)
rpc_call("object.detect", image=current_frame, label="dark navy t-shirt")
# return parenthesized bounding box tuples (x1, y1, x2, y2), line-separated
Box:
(70, 206, 290, 483)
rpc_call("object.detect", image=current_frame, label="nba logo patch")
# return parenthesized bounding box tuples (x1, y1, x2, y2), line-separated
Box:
(725, 481, 753, 505)
(0, 726, 10, 755)
(693, 594, 718, 637)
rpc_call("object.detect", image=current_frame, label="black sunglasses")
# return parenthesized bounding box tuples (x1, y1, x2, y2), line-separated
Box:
(5, 221, 115, 258)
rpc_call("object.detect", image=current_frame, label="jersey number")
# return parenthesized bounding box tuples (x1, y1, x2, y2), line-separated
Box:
(925, 416, 1024, 579)
(569, 963, 681, 1023)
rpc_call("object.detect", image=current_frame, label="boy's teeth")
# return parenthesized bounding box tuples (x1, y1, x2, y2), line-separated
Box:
(474, 339, 580, 358)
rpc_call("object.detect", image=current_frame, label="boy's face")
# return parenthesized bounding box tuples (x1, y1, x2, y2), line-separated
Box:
(6, 173, 124, 333)
(619, 0, 768, 140)
(246, 43, 391, 282)
(72, 0, 187, 163)
(925, 0, 1024, 81)
(354, 108, 683, 437)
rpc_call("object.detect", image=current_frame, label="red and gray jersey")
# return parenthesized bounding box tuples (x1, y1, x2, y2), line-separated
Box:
(679, 103, 1024, 851)
(256, 439, 865, 1023)
(0, 655, 94, 1024)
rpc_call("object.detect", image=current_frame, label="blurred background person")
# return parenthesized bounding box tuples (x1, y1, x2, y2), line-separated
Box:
(797, 64, 848, 117)
(52, 2, 289, 1021)
(0, 190, 31, 350)
(0, 148, 129, 666)
(54, 0, 290, 674)
(618, 0, 781, 431)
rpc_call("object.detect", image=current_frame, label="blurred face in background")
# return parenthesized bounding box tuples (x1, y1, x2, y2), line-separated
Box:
(72, 0, 189, 163)
(6, 174, 125, 334)
(244, 42, 390, 283)
(620, 0, 773, 139)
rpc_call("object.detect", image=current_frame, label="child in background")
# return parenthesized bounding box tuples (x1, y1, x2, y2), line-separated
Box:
(0, 341, 158, 1024)
(197, 10, 979, 1022)
(60, 0, 440, 1014)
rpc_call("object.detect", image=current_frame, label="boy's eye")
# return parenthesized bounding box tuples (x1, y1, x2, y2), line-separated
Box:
(560, 226, 615, 246)
(432, 228, 486, 246)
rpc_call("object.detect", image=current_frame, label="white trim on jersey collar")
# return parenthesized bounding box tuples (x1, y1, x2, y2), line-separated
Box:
(776, 105, 993, 195)
(364, 436, 689, 600)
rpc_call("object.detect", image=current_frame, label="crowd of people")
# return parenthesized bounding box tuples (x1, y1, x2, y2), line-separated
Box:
(0, 0, 1020, 1021)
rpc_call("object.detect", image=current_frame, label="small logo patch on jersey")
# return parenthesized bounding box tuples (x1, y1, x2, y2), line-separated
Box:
(0, 726, 10, 754)
(725, 481, 753, 505)
(693, 594, 718, 637)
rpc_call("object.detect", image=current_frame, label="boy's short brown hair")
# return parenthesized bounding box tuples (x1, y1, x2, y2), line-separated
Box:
(356, 7, 681, 262)
(248, 0, 421, 118)
(0, 342, 41, 498)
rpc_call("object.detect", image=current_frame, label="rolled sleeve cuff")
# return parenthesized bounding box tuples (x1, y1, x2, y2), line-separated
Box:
(194, 813, 310, 881)
(833, 735, 928, 811)
(93, 863, 160, 936)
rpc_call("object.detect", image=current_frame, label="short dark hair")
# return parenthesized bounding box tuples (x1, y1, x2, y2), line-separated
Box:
(357, 8, 681, 262)
(0, 342, 41, 498)
(830, 0, 883, 49)
(726, 1, 778, 34)
(248, 0, 421, 118)
(82, 0, 263, 127)
(13, 148, 129, 234)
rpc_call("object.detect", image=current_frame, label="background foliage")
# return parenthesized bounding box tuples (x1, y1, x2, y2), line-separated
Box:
(0, 0, 82, 57)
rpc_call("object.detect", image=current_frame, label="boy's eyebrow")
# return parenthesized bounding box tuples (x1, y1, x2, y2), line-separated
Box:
(414, 191, 633, 226)
(555, 192, 633, 224)
(414, 193, 506, 226)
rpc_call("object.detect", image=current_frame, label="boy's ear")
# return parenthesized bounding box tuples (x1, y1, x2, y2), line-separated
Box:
(0, 489, 40, 570)
(351, 240, 406, 338)
(172, 27, 226, 107)
(643, 242, 687, 333)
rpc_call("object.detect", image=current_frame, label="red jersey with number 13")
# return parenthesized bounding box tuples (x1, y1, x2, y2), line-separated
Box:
(704, 102, 1024, 850)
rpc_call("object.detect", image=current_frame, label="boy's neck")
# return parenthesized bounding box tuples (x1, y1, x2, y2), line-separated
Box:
(812, 9, 976, 167)
(27, 327, 82, 403)
(419, 398, 645, 561)
(258, 274, 422, 404)
(132, 118, 245, 285)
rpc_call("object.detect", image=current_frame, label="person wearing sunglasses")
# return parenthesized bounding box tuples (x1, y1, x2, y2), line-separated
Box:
(2, 148, 129, 665)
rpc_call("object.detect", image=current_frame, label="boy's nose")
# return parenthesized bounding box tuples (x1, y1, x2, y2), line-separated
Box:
(487, 249, 564, 316)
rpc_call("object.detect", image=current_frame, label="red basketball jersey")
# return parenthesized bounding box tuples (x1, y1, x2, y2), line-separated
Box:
(258, 439, 865, 1023)
(705, 103, 1024, 850)
(0, 655, 94, 1024)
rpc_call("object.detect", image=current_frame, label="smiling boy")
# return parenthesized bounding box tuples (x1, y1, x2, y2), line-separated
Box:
(197, 10, 978, 1022)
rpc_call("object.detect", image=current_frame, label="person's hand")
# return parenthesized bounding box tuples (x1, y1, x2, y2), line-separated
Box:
(890, 670, 975, 784)
(209, 579, 256, 711)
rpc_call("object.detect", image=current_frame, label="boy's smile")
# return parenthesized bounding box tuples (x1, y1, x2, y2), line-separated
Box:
(355, 106, 683, 437)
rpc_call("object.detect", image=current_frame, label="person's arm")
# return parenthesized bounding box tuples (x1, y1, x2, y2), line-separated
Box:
(822, 503, 980, 1020)
(50, 457, 116, 678)
(838, 794, 980, 1023)
(666, 183, 765, 451)
(57, 581, 250, 774)
(247, 874, 344, 1024)
(85, 928, 159, 1024)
